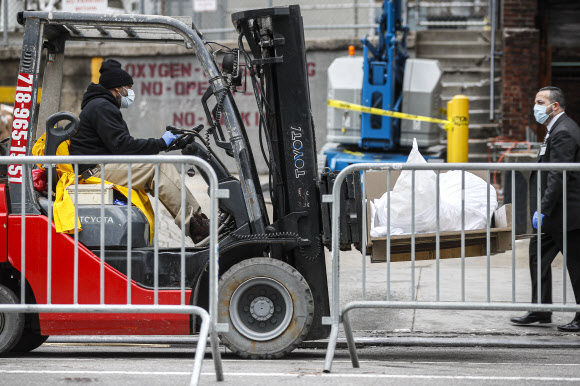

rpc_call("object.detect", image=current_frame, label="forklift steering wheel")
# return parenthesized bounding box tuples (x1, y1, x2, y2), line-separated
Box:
(164, 124, 201, 152)
(165, 134, 193, 152)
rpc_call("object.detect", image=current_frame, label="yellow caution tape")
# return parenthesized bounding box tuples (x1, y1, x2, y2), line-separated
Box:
(328, 99, 453, 131)
(343, 149, 365, 156)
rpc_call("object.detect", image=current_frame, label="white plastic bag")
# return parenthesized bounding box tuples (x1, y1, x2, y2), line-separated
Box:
(439, 170, 498, 230)
(371, 139, 440, 236)
(370, 139, 498, 237)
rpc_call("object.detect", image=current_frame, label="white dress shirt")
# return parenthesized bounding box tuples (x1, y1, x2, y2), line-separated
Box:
(547, 111, 565, 133)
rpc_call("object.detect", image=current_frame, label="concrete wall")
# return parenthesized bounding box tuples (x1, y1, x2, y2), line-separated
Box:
(0, 39, 361, 173)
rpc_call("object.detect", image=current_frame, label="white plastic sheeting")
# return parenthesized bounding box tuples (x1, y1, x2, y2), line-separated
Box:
(370, 139, 498, 237)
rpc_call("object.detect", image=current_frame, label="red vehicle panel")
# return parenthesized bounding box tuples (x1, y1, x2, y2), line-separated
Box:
(7, 214, 192, 335)
(0, 185, 7, 263)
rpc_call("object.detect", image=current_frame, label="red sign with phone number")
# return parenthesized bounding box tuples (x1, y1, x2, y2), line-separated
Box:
(8, 73, 34, 184)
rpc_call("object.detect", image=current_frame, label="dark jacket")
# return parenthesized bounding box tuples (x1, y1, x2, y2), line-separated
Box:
(530, 112, 580, 232)
(69, 83, 167, 172)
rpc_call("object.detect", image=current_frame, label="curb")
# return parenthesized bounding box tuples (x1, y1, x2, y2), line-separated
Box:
(301, 336, 580, 349)
(47, 335, 580, 349)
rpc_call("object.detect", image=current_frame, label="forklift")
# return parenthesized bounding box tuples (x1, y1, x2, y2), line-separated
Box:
(0, 6, 362, 357)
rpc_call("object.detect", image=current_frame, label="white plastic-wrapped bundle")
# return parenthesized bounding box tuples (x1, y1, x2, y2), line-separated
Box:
(370, 139, 497, 237)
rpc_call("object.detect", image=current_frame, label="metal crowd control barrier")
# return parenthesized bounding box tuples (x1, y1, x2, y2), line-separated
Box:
(323, 162, 580, 373)
(0, 155, 225, 386)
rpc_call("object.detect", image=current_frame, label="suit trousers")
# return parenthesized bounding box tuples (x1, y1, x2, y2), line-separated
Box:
(94, 163, 201, 235)
(529, 229, 580, 312)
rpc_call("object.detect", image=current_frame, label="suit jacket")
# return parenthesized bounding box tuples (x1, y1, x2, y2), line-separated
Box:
(530, 112, 580, 232)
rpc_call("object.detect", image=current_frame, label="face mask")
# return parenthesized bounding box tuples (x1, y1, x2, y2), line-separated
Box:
(120, 87, 135, 109)
(533, 102, 554, 124)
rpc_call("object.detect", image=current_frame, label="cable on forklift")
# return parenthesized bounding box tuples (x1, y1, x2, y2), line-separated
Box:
(205, 126, 213, 161)
(237, 32, 285, 207)
(238, 35, 276, 195)
(212, 90, 228, 123)
(169, 123, 231, 174)
(191, 130, 229, 173)
(205, 88, 228, 162)
(205, 29, 286, 218)
(205, 41, 234, 52)
(238, 34, 274, 168)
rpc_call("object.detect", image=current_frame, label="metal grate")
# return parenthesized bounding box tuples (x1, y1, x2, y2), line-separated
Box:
(51, 18, 194, 45)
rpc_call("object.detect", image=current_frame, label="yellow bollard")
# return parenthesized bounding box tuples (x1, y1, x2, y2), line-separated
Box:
(447, 99, 455, 161)
(446, 95, 469, 163)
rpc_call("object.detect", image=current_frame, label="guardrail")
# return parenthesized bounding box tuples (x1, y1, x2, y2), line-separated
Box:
(322, 162, 580, 373)
(0, 155, 225, 386)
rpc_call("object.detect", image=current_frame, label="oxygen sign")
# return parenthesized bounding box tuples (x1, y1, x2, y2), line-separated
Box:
(8, 73, 34, 184)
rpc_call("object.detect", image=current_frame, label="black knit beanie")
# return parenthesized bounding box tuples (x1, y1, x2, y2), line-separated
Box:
(99, 59, 133, 89)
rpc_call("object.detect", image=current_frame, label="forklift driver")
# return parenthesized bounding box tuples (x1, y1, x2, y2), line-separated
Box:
(69, 59, 210, 243)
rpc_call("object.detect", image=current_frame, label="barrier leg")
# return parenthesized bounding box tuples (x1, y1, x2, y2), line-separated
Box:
(210, 328, 224, 381)
(343, 311, 360, 368)
(323, 323, 340, 373)
(190, 311, 210, 386)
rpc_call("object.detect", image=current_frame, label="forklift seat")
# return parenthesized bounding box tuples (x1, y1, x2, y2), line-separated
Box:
(44, 112, 80, 193)
(38, 112, 151, 248)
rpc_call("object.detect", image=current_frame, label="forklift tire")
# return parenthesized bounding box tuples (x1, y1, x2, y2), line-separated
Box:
(11, 330, 49, 353)
(0, 285, 25, 355)
(218, 258, 314, 359)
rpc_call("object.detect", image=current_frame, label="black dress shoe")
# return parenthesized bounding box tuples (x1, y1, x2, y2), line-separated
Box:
(557, 319, 580, 332)
(510, 312, 552, 325)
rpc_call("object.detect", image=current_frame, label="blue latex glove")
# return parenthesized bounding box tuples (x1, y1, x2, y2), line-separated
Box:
(162, 131, 179, 147)
(532, 211, 545, 230)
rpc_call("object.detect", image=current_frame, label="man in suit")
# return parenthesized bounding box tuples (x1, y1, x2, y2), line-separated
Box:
(510, 87, 580, 331)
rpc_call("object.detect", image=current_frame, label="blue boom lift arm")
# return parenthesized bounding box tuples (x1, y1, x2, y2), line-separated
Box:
(360, 0, 408, 151)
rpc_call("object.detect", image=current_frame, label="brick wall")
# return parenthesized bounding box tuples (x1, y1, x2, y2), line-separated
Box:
(503, 0, 537, 28)
(501, 29, 540, 139)
(501, 0, 540, 139)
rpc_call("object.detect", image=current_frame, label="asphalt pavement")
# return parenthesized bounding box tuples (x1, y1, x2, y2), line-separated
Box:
(2, 344, 580, 385)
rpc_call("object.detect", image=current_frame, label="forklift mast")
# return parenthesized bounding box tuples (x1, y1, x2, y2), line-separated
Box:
(232, 6, 330, 339)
